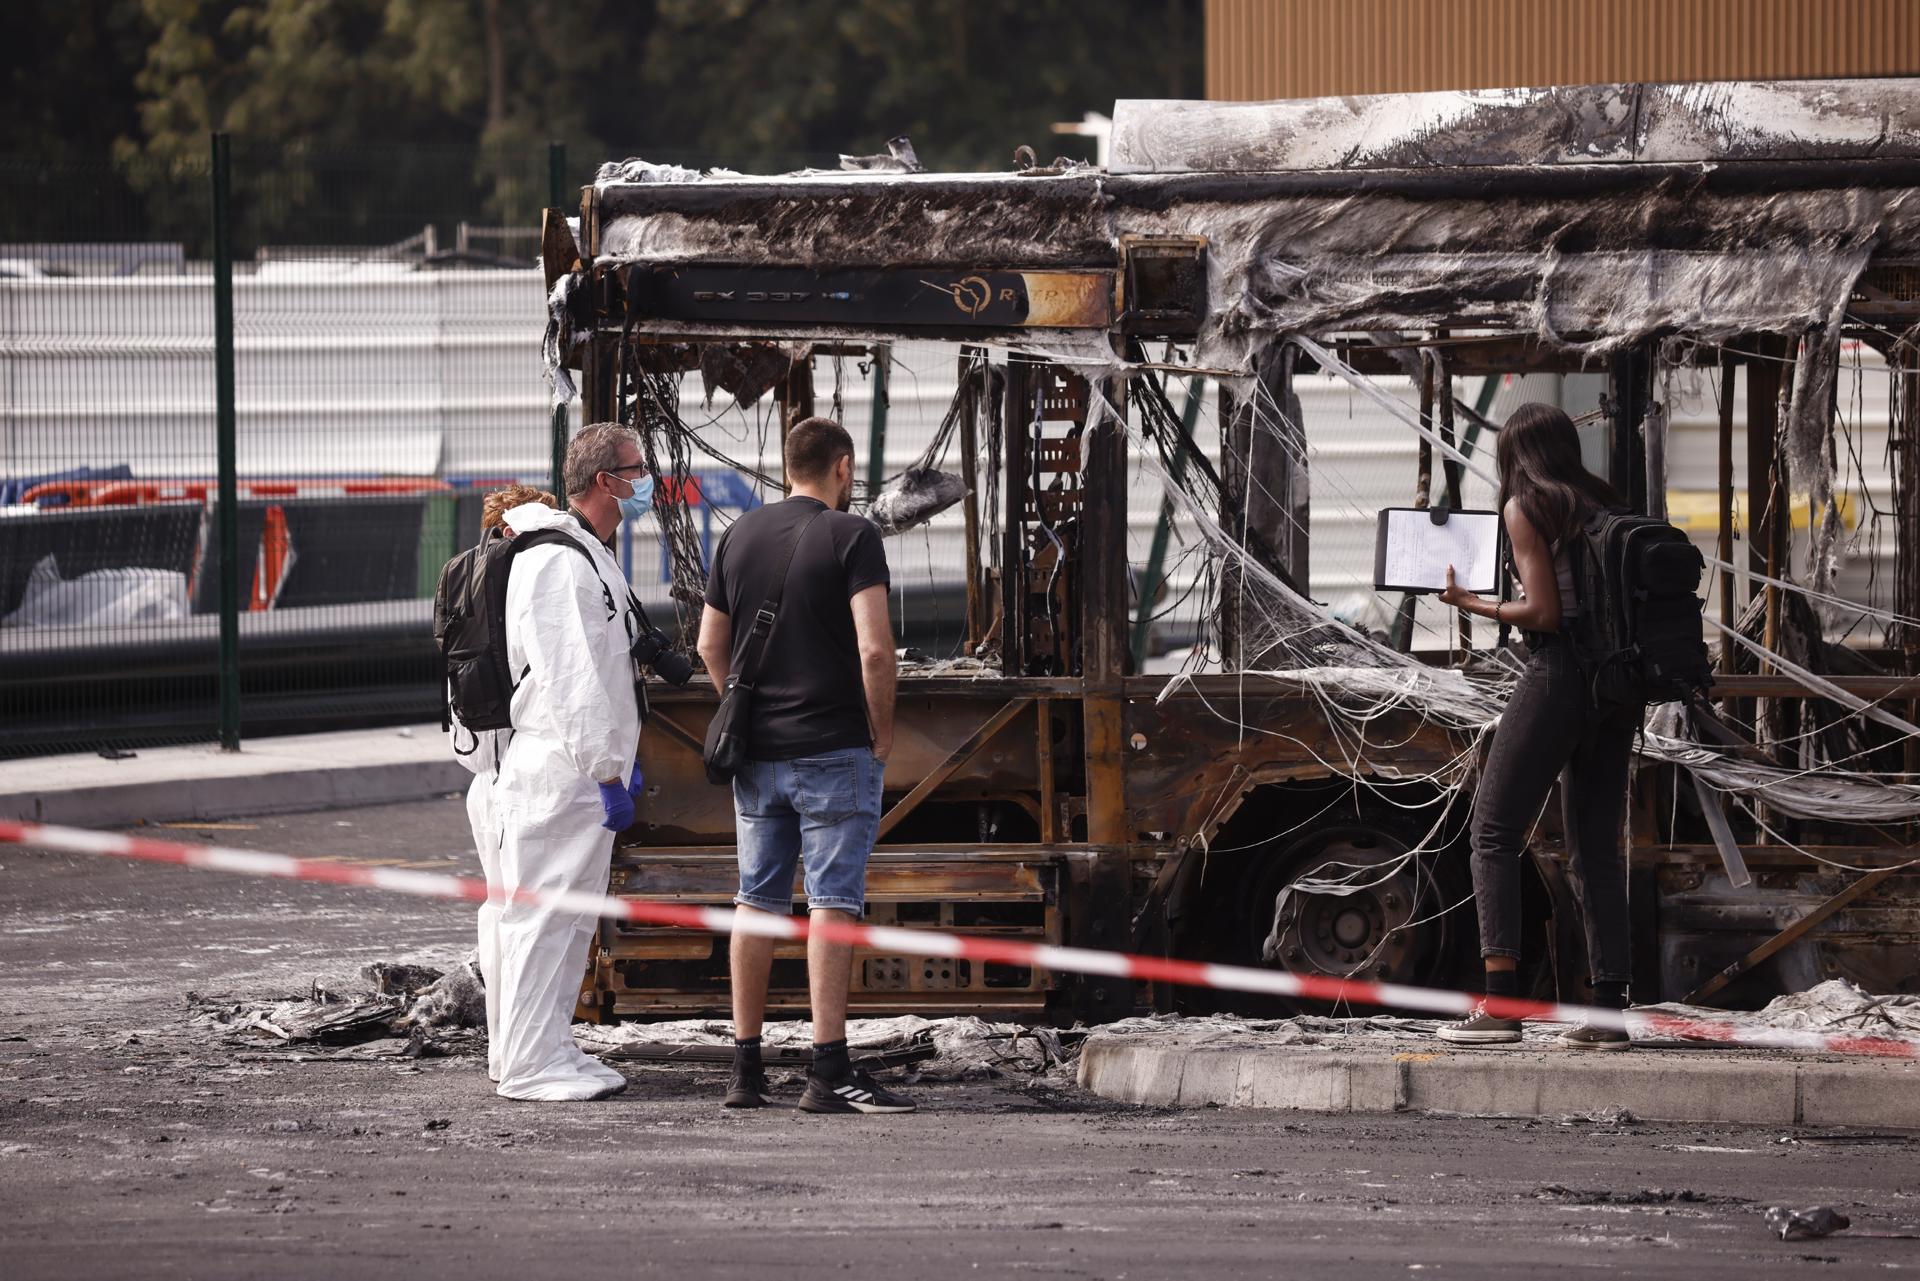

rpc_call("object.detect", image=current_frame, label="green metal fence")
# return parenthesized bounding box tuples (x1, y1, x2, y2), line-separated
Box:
(0, 138, 588, 757)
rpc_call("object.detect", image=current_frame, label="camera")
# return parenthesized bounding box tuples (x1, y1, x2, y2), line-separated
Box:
(631, 626, 694, 686)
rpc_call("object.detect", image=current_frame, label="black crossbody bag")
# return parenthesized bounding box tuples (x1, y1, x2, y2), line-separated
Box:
(702, 508, 825, 785)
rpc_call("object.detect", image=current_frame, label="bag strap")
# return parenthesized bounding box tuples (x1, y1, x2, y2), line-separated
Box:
(509, 526, 602, 566)
(500, 528, 607, 695)
(731, 506, 827, 692)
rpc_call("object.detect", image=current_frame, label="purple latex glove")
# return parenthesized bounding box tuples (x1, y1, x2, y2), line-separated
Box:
(597, 780, 635, 832)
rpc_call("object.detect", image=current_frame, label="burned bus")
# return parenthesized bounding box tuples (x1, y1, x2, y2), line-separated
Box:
(547, 79, 1920, 1024)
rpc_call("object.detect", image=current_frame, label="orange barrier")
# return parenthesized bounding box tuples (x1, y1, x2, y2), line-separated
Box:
(19, 478, 455, 507)
(249, 505, 292, 611)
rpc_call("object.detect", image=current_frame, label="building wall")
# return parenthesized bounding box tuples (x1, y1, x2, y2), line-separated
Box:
(1206, 0, 1920, 101)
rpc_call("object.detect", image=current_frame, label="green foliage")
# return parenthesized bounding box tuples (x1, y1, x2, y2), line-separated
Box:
(634, 0, 1200, 172)
(0, 0, 150, 163)
(4, 0, 1200, 244)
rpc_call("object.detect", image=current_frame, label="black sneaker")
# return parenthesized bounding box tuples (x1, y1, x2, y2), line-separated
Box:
(1435, 1002, 1523, 1045)
(797, 1067, 917, 1115)
(723, 1063, 775, 1109)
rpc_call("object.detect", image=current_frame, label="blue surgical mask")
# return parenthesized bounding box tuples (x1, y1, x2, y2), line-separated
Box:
(617, 474, 654, 523)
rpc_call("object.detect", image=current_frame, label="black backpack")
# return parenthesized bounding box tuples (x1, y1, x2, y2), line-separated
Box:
(1568, 508, 1712, 710)
(433, 527, 600, 738)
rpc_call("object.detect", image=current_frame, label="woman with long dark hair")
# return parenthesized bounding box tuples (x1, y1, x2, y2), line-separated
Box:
(1434, 402, 1640, 1049)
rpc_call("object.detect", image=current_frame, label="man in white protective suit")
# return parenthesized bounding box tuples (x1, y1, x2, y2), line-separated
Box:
(486, 424, 655, 1101)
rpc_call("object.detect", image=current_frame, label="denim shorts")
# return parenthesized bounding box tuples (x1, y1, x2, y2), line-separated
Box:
(732, 746, 882, 916)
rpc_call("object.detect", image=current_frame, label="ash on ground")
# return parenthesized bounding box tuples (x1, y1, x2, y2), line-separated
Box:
(189, 955, 487, 1060)
(188, 966, 1920, 1079)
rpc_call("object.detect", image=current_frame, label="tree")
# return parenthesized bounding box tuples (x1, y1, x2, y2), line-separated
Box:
(110, 0, 463, 247)
(114, 0, 653, 233)
(0, 0, 155, 244)
(629, 0, 1200, 172)
(384, 0, 645, 214)
(108, 0, 1200, 175)
(0, 0, 150, 164)
(2, 0, 1203, 247)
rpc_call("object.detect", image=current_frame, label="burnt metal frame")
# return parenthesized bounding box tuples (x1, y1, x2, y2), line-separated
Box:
(577, 311, 1181, 1021)
(1680, 864, 1905, 1005)
(563, 229, 1920, 1024)
(876, 698, 1036, 841)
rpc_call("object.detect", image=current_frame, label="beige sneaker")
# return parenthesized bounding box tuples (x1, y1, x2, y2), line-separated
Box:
(1556, 1024, 1631, 1050)
(1436, 1003, 1523, 1045)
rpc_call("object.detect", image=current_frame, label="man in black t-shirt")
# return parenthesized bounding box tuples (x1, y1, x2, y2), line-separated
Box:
(696, 416, 914, 1115)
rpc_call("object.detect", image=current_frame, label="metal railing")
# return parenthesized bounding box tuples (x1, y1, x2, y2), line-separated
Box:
(0, 138, 574, 757)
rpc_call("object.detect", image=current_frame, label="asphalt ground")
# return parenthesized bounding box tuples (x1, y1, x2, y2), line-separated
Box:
(2, 796, 1917, 1279)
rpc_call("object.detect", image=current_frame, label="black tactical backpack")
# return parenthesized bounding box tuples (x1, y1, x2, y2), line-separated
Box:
(1567, 508, 1712, 710)
(433, 527, 599, 737)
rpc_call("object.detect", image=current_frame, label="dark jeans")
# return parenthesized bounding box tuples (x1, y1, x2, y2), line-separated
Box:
(1469, 635, 1639, 984)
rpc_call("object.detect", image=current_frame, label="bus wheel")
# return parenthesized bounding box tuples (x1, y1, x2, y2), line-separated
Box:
(1253, 823, 1461, 995)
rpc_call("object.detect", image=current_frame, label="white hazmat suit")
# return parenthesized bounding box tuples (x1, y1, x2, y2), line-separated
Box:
(484, 500, 642, 1101)
(450, 711, 508, 1081)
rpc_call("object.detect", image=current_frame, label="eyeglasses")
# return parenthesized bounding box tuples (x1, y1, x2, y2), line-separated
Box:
(602, 462, 650, 479)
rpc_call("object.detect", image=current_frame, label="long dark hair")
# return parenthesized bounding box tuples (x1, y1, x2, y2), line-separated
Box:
(1494, 402, 1623, 544)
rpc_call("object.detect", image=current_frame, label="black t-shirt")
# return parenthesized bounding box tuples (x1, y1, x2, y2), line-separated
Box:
(703, 496, 891, 760)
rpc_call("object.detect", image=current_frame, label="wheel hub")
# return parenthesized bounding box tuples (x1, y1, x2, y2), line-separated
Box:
(1263, 836, 1430, 982)
(1331, 907, 1371, 949)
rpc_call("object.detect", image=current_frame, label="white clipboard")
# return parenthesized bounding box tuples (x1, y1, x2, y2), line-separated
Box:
(1372, 507, 1502, 594)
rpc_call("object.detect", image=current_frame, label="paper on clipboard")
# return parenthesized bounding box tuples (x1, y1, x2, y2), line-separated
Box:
(1373, 507, 1501, 594)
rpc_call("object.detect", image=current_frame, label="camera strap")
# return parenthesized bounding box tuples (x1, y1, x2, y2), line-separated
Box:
(607, 588, 667, 728)
(625, 586, 656, 636)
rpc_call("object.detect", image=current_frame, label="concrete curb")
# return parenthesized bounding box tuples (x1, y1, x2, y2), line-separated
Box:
(1078, 1035, 1920, 1130)
(0, 726, 468, 827)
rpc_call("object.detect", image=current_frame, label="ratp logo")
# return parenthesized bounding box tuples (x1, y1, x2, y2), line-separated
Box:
(923, 275, 994, 316)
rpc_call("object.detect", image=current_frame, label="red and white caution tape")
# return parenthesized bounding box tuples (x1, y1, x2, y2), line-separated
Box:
(3, 819, 1915, 1060)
